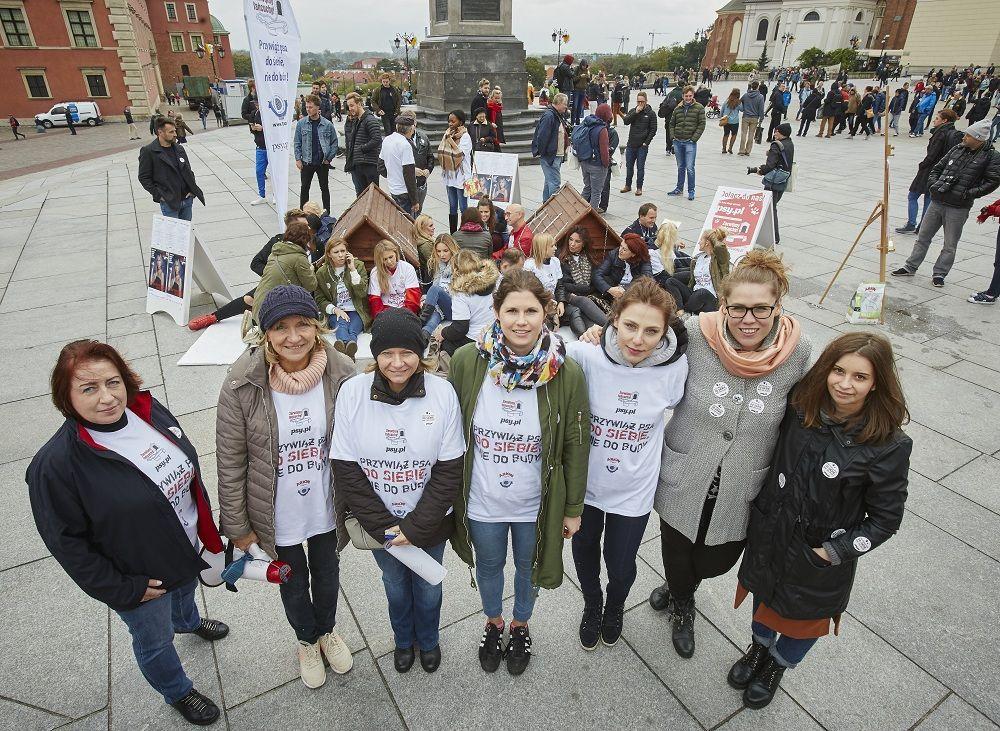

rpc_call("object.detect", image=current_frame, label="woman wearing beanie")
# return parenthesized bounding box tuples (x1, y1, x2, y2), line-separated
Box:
(252, 221, 319, 324)
(330, 309, 466, 674)
(594, 233, 653, 308)
(314, 238, 371, 362)
(578, 103, 613, 211)
(730, 333, 910, 709)
(750, 123, 794, 246)
(662, 228, 731, 315)
(368, 239, 422, 318)
(217, 285, 357, 690)
(448, 269, 590, 676)
(567, 278, 689, 650)
(646, 250, 811, 660)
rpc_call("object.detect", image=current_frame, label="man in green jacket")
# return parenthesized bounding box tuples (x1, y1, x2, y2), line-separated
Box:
(668, 86, 706, 201)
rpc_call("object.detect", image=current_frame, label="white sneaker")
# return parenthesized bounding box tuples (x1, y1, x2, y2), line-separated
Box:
(297, 640, 326, 688)
(250, 196, 267, 206)
(319, 630, 354, 674)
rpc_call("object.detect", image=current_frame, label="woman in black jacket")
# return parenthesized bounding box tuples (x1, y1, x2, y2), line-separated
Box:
(594, 233, 653, 308)
(730, 333, 911, 710)
(817, 83, 840, 138)
(797, 88, 823, 137)
(557, 226, 610, 335)
(26, 341, 228, 726)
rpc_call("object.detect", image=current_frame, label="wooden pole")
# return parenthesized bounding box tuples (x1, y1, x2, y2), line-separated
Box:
(818, 202, 883, 304)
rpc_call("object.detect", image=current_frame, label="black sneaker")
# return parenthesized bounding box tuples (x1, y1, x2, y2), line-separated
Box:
(894, 224, 916, 234)
(932, 276, 945, 287)
(968, 292, 997, 304)
(170, 689, 220, 726)
(890, 267, 914, 277)
(177, 619, 229, 642)
(478, 621, 505, 673)
(579, 602, 602, 651)
(505, 625, 532, 676)
(600, 602, 624, 647)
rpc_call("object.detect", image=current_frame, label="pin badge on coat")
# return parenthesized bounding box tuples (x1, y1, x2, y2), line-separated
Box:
(748, 398, 765, 414)
(709, 403, 725, 418)
(821, 461, 840, 479)
(853, 536, 872, 552)
(713, 382, 730, 398)
(757, 381, 773, 397)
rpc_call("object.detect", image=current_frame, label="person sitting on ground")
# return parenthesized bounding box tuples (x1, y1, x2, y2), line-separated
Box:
(314, 238, 371, 361)
(411, 214, 437, 286)
(493, 204, 532, 260)
(557, 226, 609, 336)
(498, 248, 524, 275)
(431, 249, 499, 356)
(302, 201, 337, 251)
(594, 233, 653, 307)
(652, 219, 692, 289)
(419, 234, 459, 337)
(252, 220, 320, 324)
(662, 227, 730, 315)
(368, 239, 422, 317)
(453, 207, 494, 260)
(477, 196, 508, 253)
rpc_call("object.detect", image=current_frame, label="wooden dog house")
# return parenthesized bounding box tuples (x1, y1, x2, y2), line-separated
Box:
(328, 183, 420, 270)
(525, 184, 622, 265)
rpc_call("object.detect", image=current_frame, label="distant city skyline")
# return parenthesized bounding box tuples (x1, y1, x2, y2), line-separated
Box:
(213, 0, 717, 56)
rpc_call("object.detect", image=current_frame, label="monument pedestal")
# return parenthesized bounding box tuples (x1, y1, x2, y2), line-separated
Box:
(418, 35, 528, 113)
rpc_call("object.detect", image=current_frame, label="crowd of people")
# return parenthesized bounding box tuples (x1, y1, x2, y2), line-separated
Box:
(27, 57, 1000, 727)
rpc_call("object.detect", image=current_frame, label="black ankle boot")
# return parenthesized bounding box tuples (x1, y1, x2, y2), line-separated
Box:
(648, 582, 673, 612)
(671, 596, 696, 658)
(579, 601, 602, 650)
(419, 301, 435, 323)
(743, 655, 786, 709)
(600, 602, 625, 647)
(727, 639, 770, 689)
(448, 213, 459, 234)
(568, 311, 587, 337)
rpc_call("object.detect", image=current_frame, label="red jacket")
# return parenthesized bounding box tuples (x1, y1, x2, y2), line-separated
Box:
(368, 265, 421, 317)
(977, 197, 1000, 223)
(493, 223, 534, 259)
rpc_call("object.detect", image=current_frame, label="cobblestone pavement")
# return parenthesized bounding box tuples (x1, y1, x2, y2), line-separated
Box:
(0, 80, 998, 730)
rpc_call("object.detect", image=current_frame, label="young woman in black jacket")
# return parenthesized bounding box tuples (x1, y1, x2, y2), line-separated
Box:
(557, 226, 610, 335)
(730, 333, 911, 710)
(27, 341, 228, 726)
(593, 233, 653, 308)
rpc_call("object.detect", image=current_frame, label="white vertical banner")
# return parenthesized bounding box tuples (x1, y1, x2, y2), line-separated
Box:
(244, 0, 300, 226)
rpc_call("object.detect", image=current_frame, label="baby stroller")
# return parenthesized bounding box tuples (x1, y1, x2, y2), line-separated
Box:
(706, 95, 722, 119)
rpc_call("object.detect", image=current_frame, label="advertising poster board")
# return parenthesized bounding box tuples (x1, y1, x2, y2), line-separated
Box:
(701, 186, 775, 261)
(467, 151, 521, 209)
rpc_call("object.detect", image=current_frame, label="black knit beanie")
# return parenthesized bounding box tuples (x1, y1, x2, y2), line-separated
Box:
(370, 308, 426, 358)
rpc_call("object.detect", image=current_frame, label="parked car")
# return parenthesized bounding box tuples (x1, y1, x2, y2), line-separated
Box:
(34, 102, 103, 128)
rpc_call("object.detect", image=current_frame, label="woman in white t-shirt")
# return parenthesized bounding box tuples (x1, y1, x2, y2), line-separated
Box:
(330, 309, 465, 675)
(663, 228, 731, 315)
(566, 277, 689, 650)
(432, 249, 499, 356)
(523, 232, 564, 327)
(368, 239, 422, 318)
(216, 285, 358, 690)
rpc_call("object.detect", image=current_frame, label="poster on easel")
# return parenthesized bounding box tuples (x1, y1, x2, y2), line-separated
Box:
(146, 215, 234, 326)
(466, 151, 521, 209)
(701, 186, 774, 263)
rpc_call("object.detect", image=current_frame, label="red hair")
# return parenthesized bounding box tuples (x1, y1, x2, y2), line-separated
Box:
(622, 232, 650, 262)
(51, 340, 143, 421)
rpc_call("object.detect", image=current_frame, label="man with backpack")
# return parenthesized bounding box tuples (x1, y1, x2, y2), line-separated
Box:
(572, 103, 612, 211)
(658, 84, 683, 155)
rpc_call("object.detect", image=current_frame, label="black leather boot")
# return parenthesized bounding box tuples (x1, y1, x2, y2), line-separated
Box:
(671, 596, 696, 658)
(579, 601, 602, 650)
(743, 655, 786, 709)
(568, 310, 587, 337)
(648, 582, 673, 612)
(448, 213, 459, 234)
(727, 639, 770, 689)
(418, 301, 435, 323)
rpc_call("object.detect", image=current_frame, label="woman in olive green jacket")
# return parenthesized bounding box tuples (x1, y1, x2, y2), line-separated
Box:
(448, 268, 590, 677)
(313, 237, 371, 360)
(252, 220, 318, 323)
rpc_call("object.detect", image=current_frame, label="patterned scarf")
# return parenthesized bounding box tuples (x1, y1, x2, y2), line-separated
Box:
(436, 125, 468, 173)
(476, 320, 565, 391)
(564, 253, 592, 286)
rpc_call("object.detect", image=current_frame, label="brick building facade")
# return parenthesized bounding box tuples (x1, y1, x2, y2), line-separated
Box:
(0, 0, 234, 123)
(702, 1, 747, 69)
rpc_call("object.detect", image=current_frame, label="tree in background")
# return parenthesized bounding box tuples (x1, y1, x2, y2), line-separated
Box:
(825, 48, 859, 72)
(757, 43, 770, 70)
(797, 47, 825, 69)
(301, 58, 325, 79)
(232, 50, 252, 78)
(525, 57, 546, 88)
(376, 58, 403, 73)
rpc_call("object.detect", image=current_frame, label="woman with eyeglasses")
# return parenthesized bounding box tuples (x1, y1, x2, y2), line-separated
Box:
(647, 250, 811, 660)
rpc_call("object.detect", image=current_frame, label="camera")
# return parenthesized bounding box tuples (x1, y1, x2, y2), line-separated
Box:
(746, 167, 757, 175)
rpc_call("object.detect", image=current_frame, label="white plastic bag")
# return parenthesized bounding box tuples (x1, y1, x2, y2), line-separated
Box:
(847, 282, 885, 324)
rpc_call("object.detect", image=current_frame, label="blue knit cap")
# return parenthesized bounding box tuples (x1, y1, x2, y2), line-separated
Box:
(258, 285, 320, 331)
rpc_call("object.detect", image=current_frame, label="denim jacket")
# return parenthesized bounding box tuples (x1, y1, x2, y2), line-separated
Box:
(294, 115, 339, 164)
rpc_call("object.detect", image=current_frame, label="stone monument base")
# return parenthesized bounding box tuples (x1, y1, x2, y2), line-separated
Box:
(418, 35, 528, 114)
(412, 105, 542, 165)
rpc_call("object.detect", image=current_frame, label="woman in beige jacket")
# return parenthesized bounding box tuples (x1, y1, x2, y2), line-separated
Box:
(216, 285, 356, 690)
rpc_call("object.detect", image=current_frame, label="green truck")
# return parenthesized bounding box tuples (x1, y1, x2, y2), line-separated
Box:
(181, 76, 214, 109)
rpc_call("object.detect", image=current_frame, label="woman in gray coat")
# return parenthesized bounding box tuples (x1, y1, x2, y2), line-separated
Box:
(648, 250, 811, 659)
(216, 285, 357, 690)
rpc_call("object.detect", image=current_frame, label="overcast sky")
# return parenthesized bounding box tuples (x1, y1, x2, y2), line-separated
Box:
(214, 0, 718, 56)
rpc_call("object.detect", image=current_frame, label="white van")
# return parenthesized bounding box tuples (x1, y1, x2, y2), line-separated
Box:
(34, 102, 103, 128)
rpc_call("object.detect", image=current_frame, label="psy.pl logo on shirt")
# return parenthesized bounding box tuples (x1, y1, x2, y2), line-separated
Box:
(616, 391, 638, 415)
(385, 428, 407, 453)
(499, 471, 514, 489)
(500, 399, 523, 425)
(392, 500, 408, 517)
(606, 456, 621, 473)
(288, 409, 311, 427)
(296, 479, 311, 496)
(140, 444, 167, 463)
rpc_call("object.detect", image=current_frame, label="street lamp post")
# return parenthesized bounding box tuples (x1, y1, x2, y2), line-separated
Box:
(194, 43, 224, 82)
(394, 34, 417, 92)
(552, 28, 570, 69)
(779, 32, 795, 67)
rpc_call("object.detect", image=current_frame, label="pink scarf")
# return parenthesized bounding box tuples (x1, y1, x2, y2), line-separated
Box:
(269, 347, 327, 395)
(699, 312, 801, 378)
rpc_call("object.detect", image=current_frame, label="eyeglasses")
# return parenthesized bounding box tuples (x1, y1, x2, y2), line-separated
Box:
(724, 304, 778, 320)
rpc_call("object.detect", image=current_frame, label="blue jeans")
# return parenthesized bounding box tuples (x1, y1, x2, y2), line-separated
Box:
(752, 599, 818, 669)
(990, 115, 1000, 143)
(446, 185, 467, 216)
(916, 111, 931, 135)
(572, 90, 586, 125)
(624, 145, 649, 189)
(540, 157, 563, 201)
(372, 541, 447, 650)
(572, 504, 649, 607)
(421, 285, 452, 334)
(115, 579, 200, 704)
(275, 529, 341, 644)
(160, 196, 194, 221)
(255, 148, 268, 197)
(672, 140, 697, 193)
(468, 519, 537, 622)
(328, 310, 363, 343)
(907, 190, 929, 228)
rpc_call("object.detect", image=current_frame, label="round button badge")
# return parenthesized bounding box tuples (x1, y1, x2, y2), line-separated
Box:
(709, 403, 726, 418)
(748, 399, 765, 414)
(713, 382, 730, 398)
(757, 381, 774, 397)
(821, 462, 840, 479)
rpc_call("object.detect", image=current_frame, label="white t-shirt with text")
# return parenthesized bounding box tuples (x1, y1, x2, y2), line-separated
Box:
(369, 260, 420, 309)
(693, 254, 715, 295)
(450, 292, 494, 342)
(523, 257, 563, 295)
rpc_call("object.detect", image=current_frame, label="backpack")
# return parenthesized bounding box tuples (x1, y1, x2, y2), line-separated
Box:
(571, 119, 602, 163)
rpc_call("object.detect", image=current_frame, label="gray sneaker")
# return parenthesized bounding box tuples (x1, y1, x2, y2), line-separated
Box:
(890, 268, 914, 277)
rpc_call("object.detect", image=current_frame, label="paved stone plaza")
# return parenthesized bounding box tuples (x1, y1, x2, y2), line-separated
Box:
(1, 90, 999, 730)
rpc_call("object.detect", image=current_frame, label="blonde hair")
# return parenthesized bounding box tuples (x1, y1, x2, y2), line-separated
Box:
(259, 317, 331, 365)
(655, 220, 681, 276)
(412, 214, 434, 242)
(302, 201, 324, 217)
(700, 227, 728, 253)
(531, 233, 555, 268)
(429, 234, 459, 277)
(372, 239, 399, 297)
(450, 249, 485, 281)
(718, 248, 790, 303)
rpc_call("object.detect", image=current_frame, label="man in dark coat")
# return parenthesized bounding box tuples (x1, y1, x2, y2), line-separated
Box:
(343, 91, 384, 197)
(895, 108, 963, 233)
(621, 92, 657, 195)
(752, 122, 794, 245)
(137, 117, 205, 221)
(371, 73, 401, 136)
